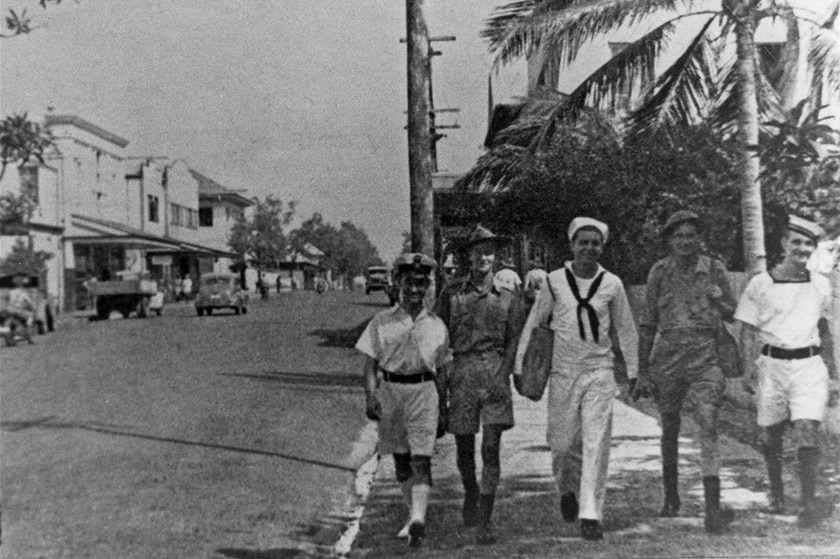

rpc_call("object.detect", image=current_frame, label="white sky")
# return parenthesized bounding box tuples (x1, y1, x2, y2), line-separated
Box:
(1, 0, 534, 262)
(1, 0, 835, 262)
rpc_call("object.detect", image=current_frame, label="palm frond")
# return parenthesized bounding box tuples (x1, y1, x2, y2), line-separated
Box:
(708, 48, 785, 138)
(625, 16, 717, 136)
(809, 26, 840, 103)
(483, 0, 695, 69)
(521, 20, 677, 150)
(454, 144, 530, 193)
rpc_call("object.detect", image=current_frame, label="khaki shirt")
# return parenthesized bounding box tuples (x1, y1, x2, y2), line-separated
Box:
(640, 255, 734, 332)
(435, 277, 525, 357)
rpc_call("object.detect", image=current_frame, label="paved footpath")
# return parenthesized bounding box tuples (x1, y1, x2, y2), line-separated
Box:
(348, 391, 840, 558)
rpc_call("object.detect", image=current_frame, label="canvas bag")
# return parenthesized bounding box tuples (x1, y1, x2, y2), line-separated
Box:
(516, 278, 557, 401)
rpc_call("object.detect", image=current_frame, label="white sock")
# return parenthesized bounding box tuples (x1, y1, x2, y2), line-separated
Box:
(410, 484, 431, 524)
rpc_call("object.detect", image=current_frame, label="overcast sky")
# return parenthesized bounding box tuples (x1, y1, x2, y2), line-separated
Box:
(1, 0, 536, 262)
(2, 0, 833, 262)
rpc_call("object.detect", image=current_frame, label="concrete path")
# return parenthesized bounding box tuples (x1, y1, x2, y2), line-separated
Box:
(349, 390, 840, 558)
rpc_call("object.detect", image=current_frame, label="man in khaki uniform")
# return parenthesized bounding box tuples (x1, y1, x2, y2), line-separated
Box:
(435, 225, 525, 545)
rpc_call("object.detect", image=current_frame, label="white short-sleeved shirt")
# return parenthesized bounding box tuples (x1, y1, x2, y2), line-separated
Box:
(355, 305, 452, 375)
(735, 271, 831, 348)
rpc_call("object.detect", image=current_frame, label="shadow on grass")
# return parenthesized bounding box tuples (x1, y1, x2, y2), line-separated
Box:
(214, 549, 315, 559)
(308, 318, 372, 348)
(222, 370, 363, 391)
(0, 417, 355, 473)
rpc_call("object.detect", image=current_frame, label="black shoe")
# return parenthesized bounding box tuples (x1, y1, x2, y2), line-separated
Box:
(660, 496, 681, 517)
(476, 523, 496, 545)
(408, 521, 425, 548)
(462, 489, 479, 527)
(560, 492, 579, 522)
(798, 498, 834, 528)
(767, 495, 786, 515)
(580, 519, 603, 541)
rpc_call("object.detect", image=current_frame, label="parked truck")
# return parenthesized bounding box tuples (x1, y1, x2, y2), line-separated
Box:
(90, 271, 159, 320)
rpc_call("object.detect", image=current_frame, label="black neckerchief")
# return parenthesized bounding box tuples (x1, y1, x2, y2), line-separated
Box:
(565, 268, 605, 342)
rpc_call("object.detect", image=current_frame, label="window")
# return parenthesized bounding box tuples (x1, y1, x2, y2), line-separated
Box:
(148, 195, 159, 223)
(199, 206, 213, 227)
(169, 203, 199, 229)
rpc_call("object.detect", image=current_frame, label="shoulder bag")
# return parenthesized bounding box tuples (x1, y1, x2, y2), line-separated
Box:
(516, 278, 557, 401)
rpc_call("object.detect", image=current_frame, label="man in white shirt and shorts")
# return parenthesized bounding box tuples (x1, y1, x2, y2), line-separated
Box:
(356, 253, 451, 547)
(736, 215, 838, 527)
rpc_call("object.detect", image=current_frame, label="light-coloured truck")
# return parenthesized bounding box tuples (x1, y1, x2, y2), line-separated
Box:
(90, 271, 159, 320)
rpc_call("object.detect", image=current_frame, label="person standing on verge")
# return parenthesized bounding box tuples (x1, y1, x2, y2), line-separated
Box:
(514, 217, 638, 541)
(736, 215, 838, 527)
(356, 253, 451, 548)
(435, 225, 525, 545)
(631, 210, 736, 533)
(522, 261, 548, 313)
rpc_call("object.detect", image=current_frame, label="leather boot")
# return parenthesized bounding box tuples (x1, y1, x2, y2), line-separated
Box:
(703, 476, 734, 534)
(476, 493, 497, 545)
(797, 447, 832, 527)
(660, 413, 681, 517)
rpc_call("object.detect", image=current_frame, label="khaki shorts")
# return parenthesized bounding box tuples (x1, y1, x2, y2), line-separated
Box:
(378, 380, 439, 456)
(448, 352, 514, 435)
(650, 332, 725, 415)
(756, 354, 829, 427)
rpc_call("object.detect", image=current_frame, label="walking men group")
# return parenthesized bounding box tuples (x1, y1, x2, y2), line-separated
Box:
(357, 212, 838, 547)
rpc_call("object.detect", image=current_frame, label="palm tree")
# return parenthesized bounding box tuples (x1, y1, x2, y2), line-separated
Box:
(482, 0, 839, 274)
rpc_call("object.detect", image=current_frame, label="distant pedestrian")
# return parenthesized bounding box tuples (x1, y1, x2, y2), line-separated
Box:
(515, 217, 638, 541)
(435, 225, 525, 545)
(182, 276, 193, 301)
(632, 210, 736, 534)
(276, 275, 282, 294)
(736, 215, 838, 527)
(355, 253, 451, 548)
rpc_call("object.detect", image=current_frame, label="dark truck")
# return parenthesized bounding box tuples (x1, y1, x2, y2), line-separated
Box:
(365, 265, 391, 295)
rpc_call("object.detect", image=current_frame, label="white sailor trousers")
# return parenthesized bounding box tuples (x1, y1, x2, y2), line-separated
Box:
(546, 364, 615, 521)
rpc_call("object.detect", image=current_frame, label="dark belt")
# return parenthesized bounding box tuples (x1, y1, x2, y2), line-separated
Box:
(382, 370, 435, 384)
(761, 345, 820, 360)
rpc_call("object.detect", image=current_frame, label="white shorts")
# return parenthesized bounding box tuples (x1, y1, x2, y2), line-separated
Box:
(378, 380, 439, 456)
(756, 354, 829, 427)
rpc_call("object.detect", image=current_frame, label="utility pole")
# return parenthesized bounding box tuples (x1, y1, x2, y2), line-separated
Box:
(405, 0, 433, 256)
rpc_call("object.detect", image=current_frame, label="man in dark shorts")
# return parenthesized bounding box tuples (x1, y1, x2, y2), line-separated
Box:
(435, 225, 525, 545)
(633, 210, 737, 534)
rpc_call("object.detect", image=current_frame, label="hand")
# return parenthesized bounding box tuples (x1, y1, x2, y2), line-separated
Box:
(741, 375, 755, 396)
(704, 283, 723, 301)
(365, 393, 382, 421)
(631, 377, 654, 401)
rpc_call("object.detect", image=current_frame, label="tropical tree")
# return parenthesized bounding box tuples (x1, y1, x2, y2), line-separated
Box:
(483, 0, 840, 274)
(228, 195, 296, 280)
(1, 112, 53, 180)
(289, 213, 383, 280)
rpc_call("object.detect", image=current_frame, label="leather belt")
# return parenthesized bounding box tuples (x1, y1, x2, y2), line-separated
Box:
(761, 345, 820, 360)
(382, 370, 435, 384)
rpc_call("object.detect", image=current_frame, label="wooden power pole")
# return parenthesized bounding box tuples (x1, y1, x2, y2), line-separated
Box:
(405, 0, 434, 256)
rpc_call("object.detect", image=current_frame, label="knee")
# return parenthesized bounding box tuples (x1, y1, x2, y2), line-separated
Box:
(410, 455, 432, 486)
(793, 420, 821, 449)
(394, 453, 412, 483)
